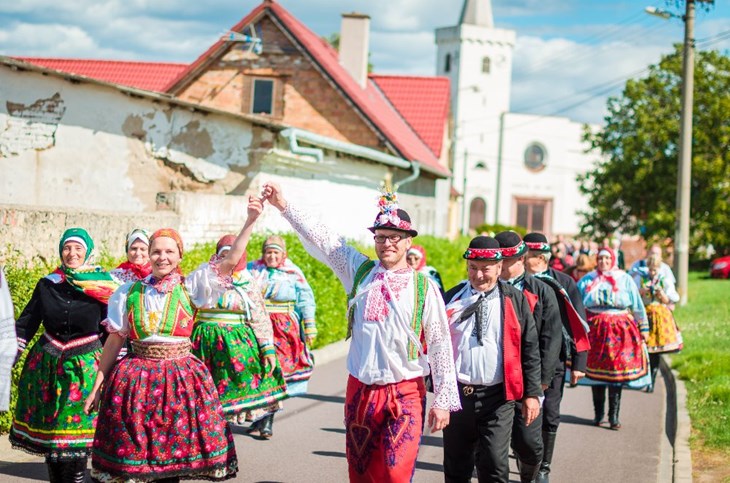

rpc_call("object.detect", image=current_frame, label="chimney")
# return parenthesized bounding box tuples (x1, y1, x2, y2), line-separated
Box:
(339, 12, 370, 88)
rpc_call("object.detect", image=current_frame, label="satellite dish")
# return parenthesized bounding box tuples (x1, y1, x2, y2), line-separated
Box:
(220, 25, 263, 54)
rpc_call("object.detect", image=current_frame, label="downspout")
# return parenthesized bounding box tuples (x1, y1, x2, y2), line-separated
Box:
(494, 111, 505, 224)
(282, 128, 324, 162)
(394, 161, 420, 190)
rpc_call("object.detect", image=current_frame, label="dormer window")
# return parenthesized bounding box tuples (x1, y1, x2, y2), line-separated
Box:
(252, 78, 275, 115)
(482, 57, 490, 74)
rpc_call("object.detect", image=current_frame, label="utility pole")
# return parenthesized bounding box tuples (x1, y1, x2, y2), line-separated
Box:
(675, 0, 695, 306)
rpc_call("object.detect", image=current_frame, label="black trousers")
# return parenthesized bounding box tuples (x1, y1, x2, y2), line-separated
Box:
(542, 363, 567, 433)
(511, 400, 544, 466)
(443, 383, 514, 483)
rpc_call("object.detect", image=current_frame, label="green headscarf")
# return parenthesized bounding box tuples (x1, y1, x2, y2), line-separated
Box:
(58, 227, 95, 263)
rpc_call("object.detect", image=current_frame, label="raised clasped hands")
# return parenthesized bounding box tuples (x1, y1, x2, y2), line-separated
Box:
(260, 182, 287, 212)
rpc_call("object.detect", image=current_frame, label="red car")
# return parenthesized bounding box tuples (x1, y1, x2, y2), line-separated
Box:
(710, 255, 730, 279)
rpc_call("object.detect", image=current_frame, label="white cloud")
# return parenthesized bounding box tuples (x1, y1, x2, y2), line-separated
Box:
(0, 22, 130, 58)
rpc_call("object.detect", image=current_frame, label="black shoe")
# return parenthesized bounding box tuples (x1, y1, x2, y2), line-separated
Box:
(61, 458, 88, 483)
(246, 418, 262, 436)
(259, 414, 274, 439)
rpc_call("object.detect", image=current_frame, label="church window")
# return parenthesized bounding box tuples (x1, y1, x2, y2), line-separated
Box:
(469, 197, 487, 229)
(482, 57, 490, 74)
(514, 197, 552, 234)
(444, 53, 452, 73)
(524, 142, 548, 172)
(474, 161, 487, 170)
(252, 79, 275, 115)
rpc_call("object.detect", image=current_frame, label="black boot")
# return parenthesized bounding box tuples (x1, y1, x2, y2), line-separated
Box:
(519, 461, 540, 483)
(536, 431, 557, 483)
(246, 418, 262, 436)
(591, 386, 606, 426)
(259, 413, 274, 439)
(61, 458, 88, 483)
(154, 478, 181, 483)
(608, 386, 622, 430)
(46, 461, 63, 483)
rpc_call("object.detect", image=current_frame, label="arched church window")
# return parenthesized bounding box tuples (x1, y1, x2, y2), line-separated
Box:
(445, 53, 452, 73)
(482, 57, 490, 74)
(469, 197, 487, 229)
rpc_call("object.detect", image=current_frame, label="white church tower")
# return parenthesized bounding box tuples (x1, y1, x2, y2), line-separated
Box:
(436, 0, 516, 233)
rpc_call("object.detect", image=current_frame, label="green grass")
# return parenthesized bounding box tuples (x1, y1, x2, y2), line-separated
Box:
(672, 272, 730, 449)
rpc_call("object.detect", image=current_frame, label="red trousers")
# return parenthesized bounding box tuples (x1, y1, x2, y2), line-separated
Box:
(344, 375, 426, 483)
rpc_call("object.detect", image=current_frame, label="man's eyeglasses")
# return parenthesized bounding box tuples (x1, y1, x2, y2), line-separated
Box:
(374, 234, 404, 244)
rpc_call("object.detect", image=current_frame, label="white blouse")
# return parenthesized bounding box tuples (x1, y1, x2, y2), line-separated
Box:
(282, 203, 461, 412)
(0, 267, 17, 411)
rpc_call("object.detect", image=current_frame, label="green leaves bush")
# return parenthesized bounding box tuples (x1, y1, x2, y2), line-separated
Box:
(1, 232, 469, 434)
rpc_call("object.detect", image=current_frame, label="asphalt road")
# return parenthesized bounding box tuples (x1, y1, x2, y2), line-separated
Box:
(0, 353, 666, 482)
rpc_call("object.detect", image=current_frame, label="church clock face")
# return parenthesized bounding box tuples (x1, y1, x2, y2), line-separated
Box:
(524, 142, 547, 172)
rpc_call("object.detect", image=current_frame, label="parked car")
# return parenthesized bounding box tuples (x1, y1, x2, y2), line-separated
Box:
(710, 255, 730, 279)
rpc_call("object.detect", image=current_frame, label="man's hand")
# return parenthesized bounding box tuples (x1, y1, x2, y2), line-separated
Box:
(521, 396, 540, 426)
(262, 182, 287, 212)
(428, 408, 450, 433)
(570, 370, 585, 386)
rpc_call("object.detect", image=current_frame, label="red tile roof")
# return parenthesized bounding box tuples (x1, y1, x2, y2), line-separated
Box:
(370, 75, 450, 158)
(14, 58, 186, 92)
(166, 0, 449, 177)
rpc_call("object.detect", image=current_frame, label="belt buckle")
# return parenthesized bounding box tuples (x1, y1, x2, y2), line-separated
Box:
(462, 385, 474, 396)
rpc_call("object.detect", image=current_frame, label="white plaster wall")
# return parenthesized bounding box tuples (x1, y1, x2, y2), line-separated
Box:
(494, 113, 597, 235)
(0, 66, 256, 212)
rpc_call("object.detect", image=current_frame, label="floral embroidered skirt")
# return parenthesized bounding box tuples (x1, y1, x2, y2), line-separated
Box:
(645, 304, 683, 353)
(586, 311, 648, 383)
(344, 375, 426, 482)
(268, 308, 314, 396)
(191, 315, 288, 422)
(10, 333, 101, 461)
(90, 344, 238, 482)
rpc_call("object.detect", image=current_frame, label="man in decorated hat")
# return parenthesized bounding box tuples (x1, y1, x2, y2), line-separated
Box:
(442, 236, 542, 483)
(261, 182, 460, 482)
(494, 231, 562, 483)
(523, 232, 590, 483)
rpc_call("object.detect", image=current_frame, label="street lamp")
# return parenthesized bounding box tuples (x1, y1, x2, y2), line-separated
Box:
(646, 1, 696, 306)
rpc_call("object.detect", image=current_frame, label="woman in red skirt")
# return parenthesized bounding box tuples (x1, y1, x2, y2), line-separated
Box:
(577, 247, 648, 430)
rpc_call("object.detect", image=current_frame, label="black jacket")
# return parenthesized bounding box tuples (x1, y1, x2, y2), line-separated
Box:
(520, 274, 563, 386)
(444, 281, 543, 399)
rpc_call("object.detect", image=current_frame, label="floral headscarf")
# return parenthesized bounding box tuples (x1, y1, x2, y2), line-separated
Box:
(407, 245, 427, 271)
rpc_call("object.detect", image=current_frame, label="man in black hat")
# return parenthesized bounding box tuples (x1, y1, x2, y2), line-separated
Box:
(524, 232, 590, 483)
(494, 231, 562, 483)
(442, 236, 542, 483)
(261, 182, 460, 482)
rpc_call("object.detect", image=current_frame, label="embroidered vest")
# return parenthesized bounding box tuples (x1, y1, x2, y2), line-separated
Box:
(126, 281, 195, 340)
(347, 260, 428, 361)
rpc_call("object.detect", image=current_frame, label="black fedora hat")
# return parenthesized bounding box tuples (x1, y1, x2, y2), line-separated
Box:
(495, 231, 527, 259)
(463, 236, 503, 260)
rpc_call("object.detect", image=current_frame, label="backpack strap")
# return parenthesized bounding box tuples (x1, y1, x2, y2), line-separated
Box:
(346, 259, 376, 339)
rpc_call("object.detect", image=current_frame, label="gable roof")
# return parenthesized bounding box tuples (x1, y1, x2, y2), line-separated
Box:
(370, 74, 450, 158)
(165, 0, 449, 177)
(14, 58, 186, 92)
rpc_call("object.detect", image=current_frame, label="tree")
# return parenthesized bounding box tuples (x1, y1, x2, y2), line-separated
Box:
(578, 45, 730, 253)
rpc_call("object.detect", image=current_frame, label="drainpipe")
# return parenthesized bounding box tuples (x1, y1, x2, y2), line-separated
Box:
(494, 111, 506, 224)
(394, 161, 420, 190)
(281, 128, 324, 162)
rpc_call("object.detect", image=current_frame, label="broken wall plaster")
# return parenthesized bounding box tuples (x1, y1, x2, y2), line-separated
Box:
(0, 93, 66, 157)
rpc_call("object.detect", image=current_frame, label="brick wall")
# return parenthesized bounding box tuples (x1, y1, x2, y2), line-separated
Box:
(177, 15, 382, 151)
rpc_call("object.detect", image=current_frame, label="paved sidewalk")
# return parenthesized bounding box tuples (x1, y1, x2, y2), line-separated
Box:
(0, 350, 668, 482)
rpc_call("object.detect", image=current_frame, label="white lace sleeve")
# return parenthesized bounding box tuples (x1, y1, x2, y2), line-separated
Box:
(423, 279, 461, 412)
(103, 283, 133, 337)
(282, 202, 367, 292)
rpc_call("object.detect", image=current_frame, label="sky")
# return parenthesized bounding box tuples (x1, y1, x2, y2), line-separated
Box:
(1, 0, 728, 124)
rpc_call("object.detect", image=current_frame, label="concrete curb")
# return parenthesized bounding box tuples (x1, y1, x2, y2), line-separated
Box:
(311, 339, 349, 367)
(660, 355, 694, 482)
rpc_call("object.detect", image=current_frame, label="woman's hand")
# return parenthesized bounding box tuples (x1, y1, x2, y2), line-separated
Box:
(247, 195, 264, 221)
(261, 182, 287, 212)
(263, 354, 277, 376)
(84, 388, 101, 415)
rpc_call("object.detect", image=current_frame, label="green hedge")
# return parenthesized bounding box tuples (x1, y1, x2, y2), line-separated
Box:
(0, 232, 470, 433)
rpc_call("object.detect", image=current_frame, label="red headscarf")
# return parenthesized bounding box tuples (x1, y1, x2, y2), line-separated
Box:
(407, 245, 427, 271)
(586, 246, 619, 293)
(213, 234, 247, 273)
(150, 228, 184, 257)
